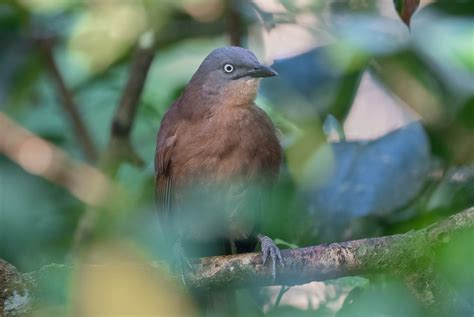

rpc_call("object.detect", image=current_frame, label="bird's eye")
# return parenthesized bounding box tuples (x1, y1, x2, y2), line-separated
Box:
(223, 63, 234, 73)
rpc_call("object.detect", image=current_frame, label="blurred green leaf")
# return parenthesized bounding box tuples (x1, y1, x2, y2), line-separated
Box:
(0, 158, 81, 272)
(427, 166, 474, 211)
(273, 238, 299, 249)
(337, 277, 423, 317)
(458, 97, 474, 130)
(427, 0, 474, 16)
(437, 229, 474, 304)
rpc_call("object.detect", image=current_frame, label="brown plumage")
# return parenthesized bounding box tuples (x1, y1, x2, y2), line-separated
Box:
(155, 46, 283, 269)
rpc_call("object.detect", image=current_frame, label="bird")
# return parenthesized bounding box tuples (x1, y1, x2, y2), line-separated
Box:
(154, 46, 284, 283)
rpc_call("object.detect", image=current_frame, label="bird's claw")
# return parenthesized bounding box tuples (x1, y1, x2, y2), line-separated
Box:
(257, 234, 284, 281)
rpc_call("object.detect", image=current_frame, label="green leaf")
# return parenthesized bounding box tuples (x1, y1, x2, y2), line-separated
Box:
(273, 238, 299, 249)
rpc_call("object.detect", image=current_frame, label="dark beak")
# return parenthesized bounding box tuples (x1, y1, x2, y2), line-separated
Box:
(248, 64, 278, 78)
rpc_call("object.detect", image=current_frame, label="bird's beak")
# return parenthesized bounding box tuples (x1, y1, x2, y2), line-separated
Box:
(248, 64, 278, 78)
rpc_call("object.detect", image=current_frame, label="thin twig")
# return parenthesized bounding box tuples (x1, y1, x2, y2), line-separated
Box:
(39, 38, 98, 162)
(227, 0, 244, 46)
(274, 285, 290, 308)
(100, 30, 156, 175)
(156, 19, 227, 48)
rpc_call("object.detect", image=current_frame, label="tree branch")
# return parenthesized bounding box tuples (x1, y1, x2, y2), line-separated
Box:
(39, 38, 98, 162)
(100, 31, 156, 175)
(1, 207, 473, 315)
(0, 113, 117, 207)
(188, 207, 474, 289)
(72, 31, 156, 254)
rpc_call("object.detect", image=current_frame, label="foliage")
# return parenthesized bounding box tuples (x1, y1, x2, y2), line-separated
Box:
(0, 0, 473, 316)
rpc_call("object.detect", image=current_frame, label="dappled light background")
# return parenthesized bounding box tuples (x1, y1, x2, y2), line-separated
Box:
(1, 0, 473, 316)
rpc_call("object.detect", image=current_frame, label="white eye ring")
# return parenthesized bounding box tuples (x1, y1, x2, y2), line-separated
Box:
(223, 63, 234, 73)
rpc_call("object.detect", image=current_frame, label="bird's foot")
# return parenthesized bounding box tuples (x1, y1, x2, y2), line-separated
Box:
(172, 241, 193, 286)
(257, 234, 284, 281)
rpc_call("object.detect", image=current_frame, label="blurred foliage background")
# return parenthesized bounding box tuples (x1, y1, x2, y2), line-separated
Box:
(0, 0, 473, 316)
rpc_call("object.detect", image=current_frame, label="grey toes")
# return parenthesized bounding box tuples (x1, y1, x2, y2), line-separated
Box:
(257, 234, 284, 281)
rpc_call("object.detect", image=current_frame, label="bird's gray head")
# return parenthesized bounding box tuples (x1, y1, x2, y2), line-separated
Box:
(187, 46, 277, 105)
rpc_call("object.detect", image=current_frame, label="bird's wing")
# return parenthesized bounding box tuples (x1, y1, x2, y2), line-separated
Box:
(155, 136, 176, 211)
(154, 101, 179, 217)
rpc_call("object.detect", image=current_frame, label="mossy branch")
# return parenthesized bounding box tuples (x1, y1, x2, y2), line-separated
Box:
(1, 207, 473, 316)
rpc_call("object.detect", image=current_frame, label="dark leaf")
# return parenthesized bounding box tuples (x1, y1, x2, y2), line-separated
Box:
(425, 0, 474, 16)
(393, 0, 420, 27)
(310, 122, 431, 241)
